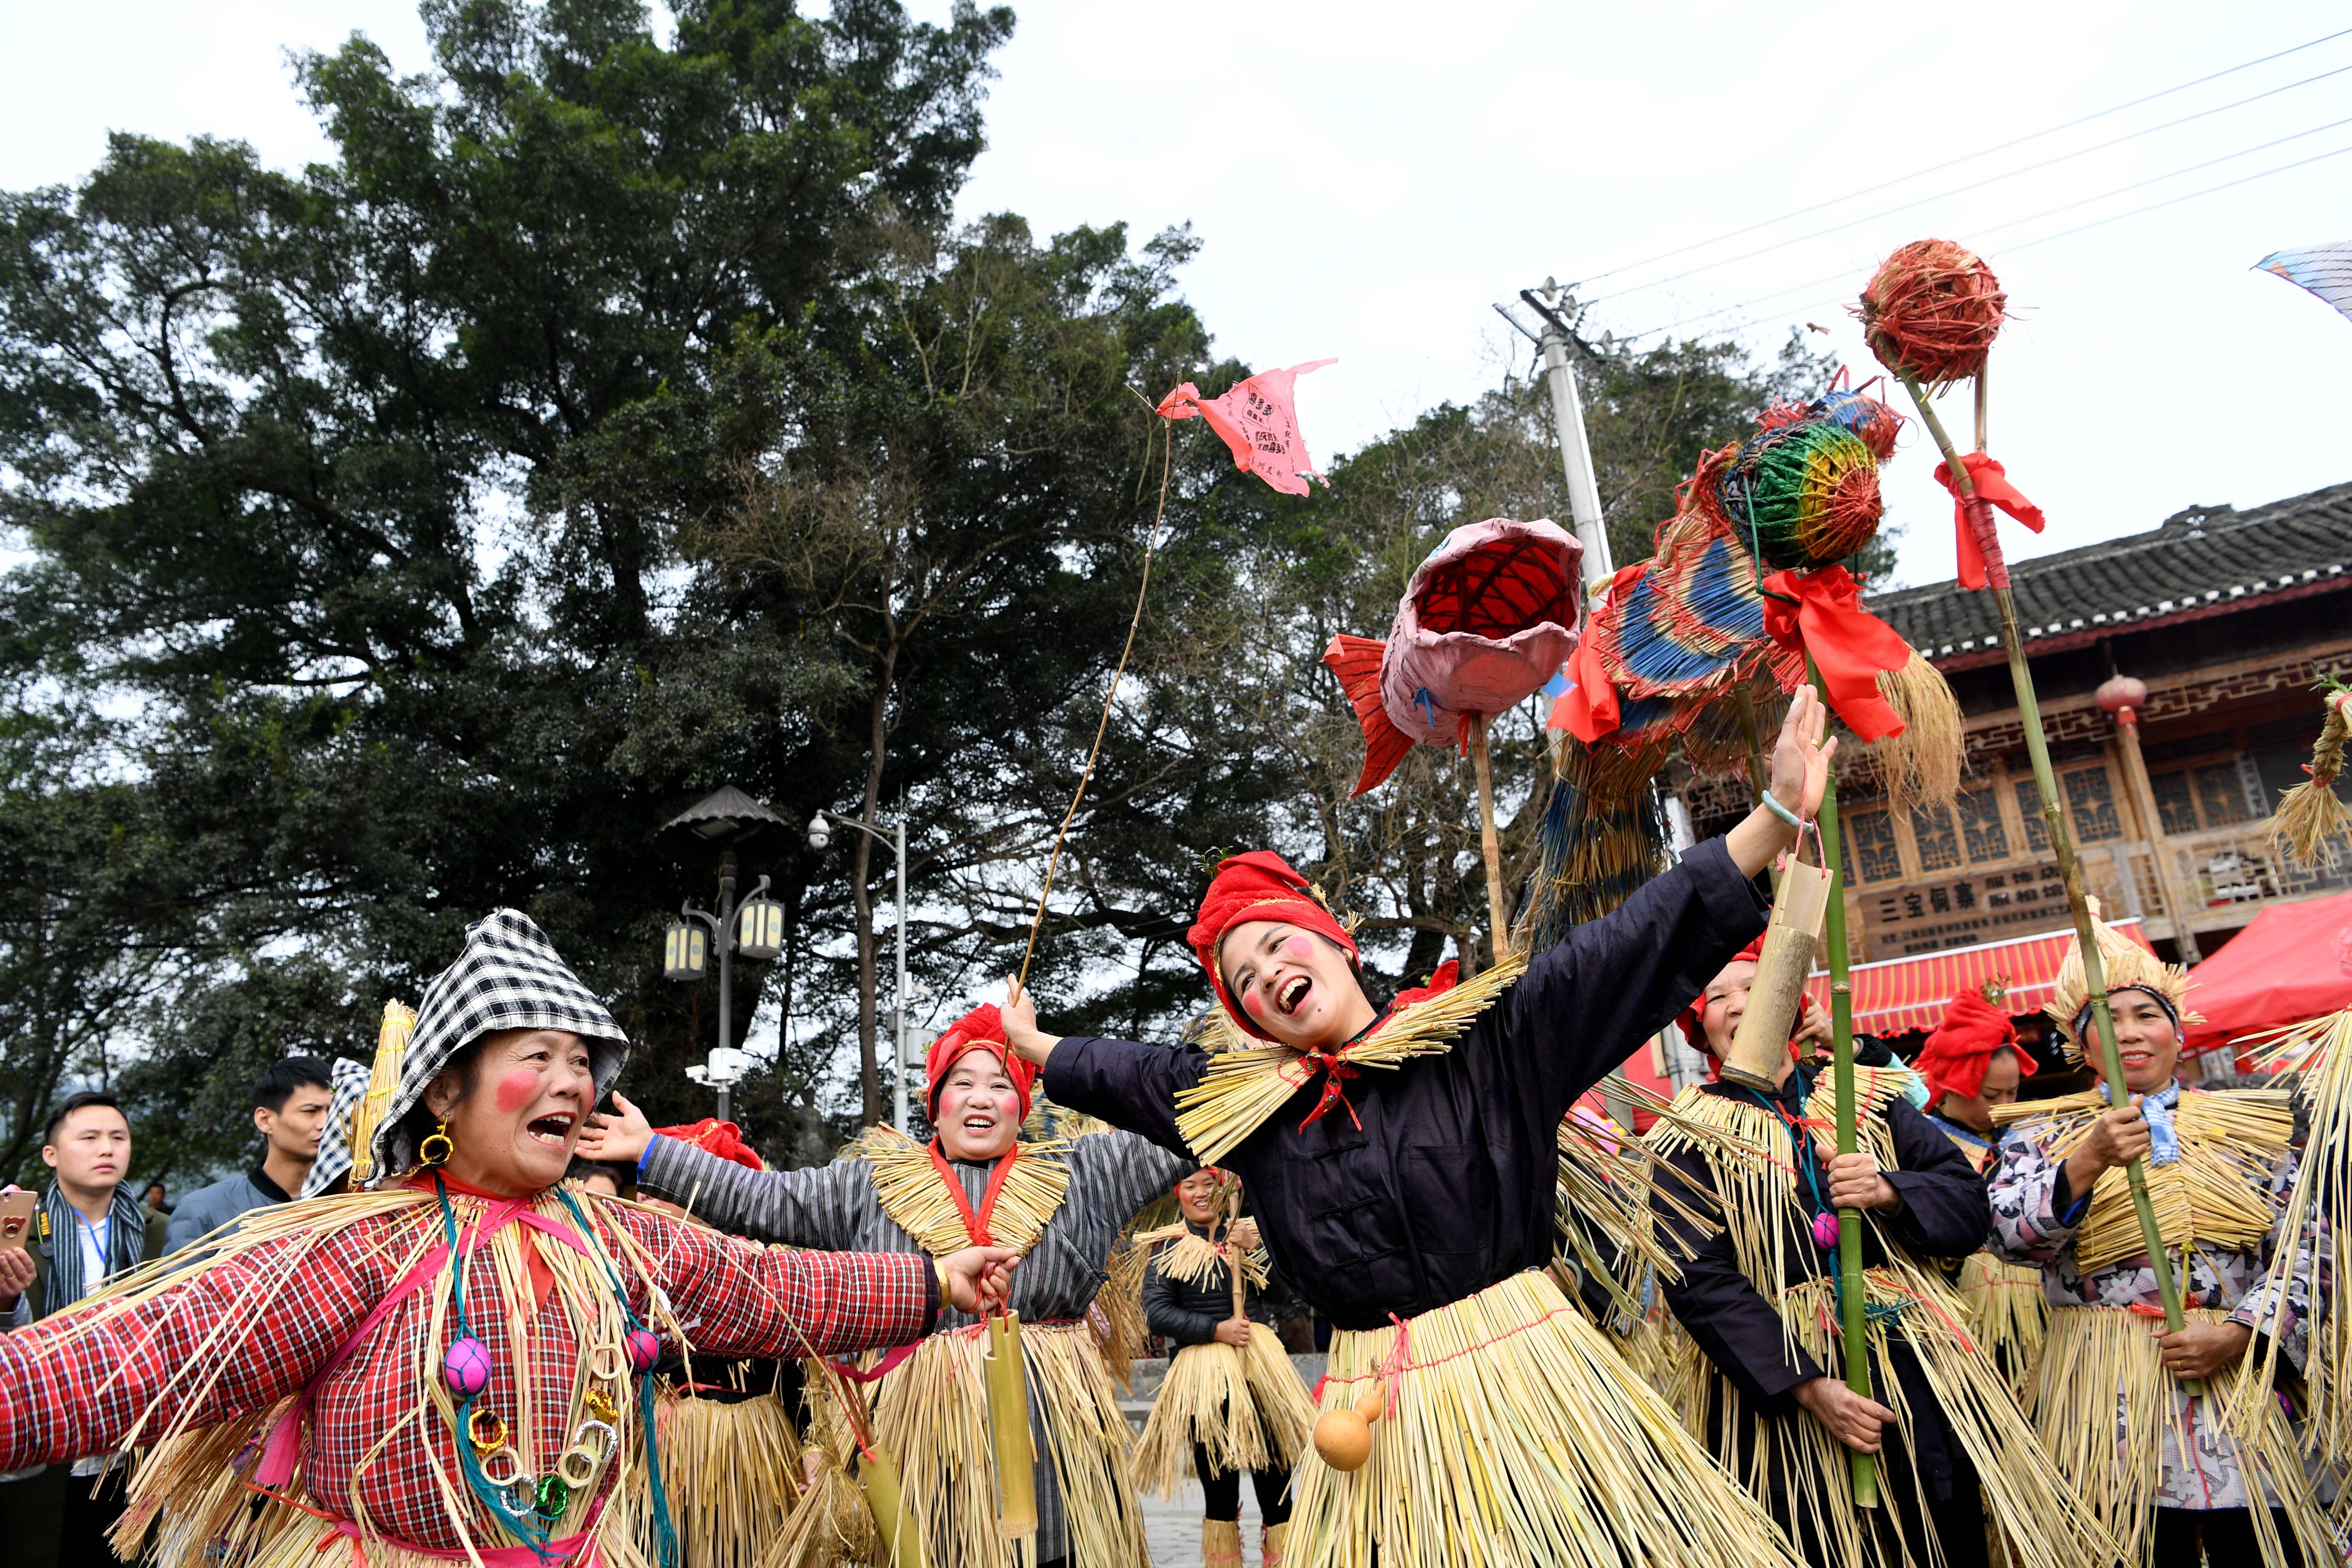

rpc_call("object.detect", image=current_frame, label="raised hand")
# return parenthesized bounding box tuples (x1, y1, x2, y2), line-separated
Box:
(576, 1092, 653, 1165)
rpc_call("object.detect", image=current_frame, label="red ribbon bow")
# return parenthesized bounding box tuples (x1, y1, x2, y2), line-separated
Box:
(1760, 566, 1911, 743)
(1297, 1048, 1364, 1133)
(1931, 452, 2044, 591)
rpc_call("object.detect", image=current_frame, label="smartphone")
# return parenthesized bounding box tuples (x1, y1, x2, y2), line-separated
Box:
(0, 1190, 34, 1252)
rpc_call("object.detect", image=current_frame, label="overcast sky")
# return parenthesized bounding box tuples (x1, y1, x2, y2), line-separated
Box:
(5, 0, 2347, 590)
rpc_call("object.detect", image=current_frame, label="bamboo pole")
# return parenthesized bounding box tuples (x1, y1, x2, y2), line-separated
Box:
(1895, 370, 2197, 1391)
(1806, 654, 1878, 1508)
(1469, 716, 1511, 957)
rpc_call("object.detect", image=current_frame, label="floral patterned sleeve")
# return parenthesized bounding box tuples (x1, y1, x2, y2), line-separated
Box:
(2225, 1146, 2320, 1370)
(1985, 1127, 2088, 1265)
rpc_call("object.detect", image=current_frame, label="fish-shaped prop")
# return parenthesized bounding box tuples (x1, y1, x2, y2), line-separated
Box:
(1322, 517, 1584, 947)
(1158, 359, 1336, 497)
(1525, 382, 1961, 950)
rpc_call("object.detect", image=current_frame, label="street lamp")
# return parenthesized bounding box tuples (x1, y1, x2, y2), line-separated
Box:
(656, 785, 793, 1116)
(808, 806, 912, 1132)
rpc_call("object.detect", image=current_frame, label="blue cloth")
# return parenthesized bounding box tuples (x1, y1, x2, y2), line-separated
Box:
(2131, 1080, 2183, 1166)
(164, 1166, 292, 1255)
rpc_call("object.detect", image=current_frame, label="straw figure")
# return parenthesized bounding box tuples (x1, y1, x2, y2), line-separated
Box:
(1856, 238, 2195, 1363)
(580, 1003, 1187, 1568)
(1912, 983, 2048, 1396)
(1131, 1169, 1314, 1568)
(1985, 915, 2328, 1568)
(1648, 945, 2122, 1568)
(1001, 688, 1843, 1568)
(2260, 680, 2352, 868)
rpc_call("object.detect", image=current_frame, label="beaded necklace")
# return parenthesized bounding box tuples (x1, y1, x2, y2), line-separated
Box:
(429, 1175, 678, 1566)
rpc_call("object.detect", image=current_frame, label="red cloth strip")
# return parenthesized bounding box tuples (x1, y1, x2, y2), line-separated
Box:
(927, 1141, 1018, 1247)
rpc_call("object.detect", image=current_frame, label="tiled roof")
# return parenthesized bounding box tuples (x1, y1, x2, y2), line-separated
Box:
(1867, 481, 2352, 669)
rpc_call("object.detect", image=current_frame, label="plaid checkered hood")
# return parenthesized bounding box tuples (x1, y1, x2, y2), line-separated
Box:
(299, 1055, 374, 1198)
(368, 909, 630, 1179)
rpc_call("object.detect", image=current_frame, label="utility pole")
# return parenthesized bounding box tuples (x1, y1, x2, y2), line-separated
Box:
(1523, 279, 1613, 587)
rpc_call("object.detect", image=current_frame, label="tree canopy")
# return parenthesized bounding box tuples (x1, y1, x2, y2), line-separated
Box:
(0, 0, 1847, 1181)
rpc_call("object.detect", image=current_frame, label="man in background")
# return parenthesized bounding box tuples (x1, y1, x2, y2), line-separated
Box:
(166, 1056, 334, 1252)
(0, 1091, 159, 1562)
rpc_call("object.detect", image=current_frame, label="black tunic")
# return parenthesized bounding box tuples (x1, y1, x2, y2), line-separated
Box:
(1654, 1070, 1994, 1506)
(1043, 836, 1768, 1331)
(1141, 1220, 1275, 1348)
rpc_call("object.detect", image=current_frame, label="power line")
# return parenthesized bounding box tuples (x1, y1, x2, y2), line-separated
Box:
(1614, 115, 2352, 343)
(1581, 64, 2352, 307)
(1568, 26, 2352, 291)
(2001, 140, 2352, 253)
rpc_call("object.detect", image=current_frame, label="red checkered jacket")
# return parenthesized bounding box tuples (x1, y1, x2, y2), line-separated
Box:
(0, 1189, 932, 1551)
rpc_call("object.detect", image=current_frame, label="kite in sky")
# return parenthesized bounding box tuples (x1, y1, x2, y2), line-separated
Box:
(2256, 243, 2352, 326)
(1158, 359, 1334, 496)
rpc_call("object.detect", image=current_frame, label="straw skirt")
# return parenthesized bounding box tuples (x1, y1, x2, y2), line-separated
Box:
(2026, 1305, 2330, 1568)
(767, 1319, 1149, 1568)
(1952, 1252, 2047, 1398)
(1133, 1326, 1316, 1495)
(1287, 1270, 1800, 1568)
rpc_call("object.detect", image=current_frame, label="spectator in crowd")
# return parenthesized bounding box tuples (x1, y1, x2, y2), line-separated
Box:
(165, 1057, 334, 1253)
(568, 1158, 635, 1199)
(140, 1181, 168, 1213)
(0, 1092, 158, 1558)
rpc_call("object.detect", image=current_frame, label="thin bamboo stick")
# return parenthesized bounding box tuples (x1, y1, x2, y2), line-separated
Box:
(1469, 716, 1510, 956)
(1805, 653, 1877, 1508)
(1894, 368, 2197, 1393)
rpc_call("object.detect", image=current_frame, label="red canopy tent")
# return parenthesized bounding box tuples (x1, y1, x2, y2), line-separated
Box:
(2182, 890, 2352, 1057)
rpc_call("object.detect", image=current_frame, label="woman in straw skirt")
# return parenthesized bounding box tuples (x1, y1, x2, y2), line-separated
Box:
(1913, 983, 2047, 1393)
(0, 909, 1009, 1568)
(1986, 915, 2324, 1568)
(1135, 1167, 1314, 1567)
(1651, 951, 2118, 1568)
(581, 1000, 1191, 1568)
(999, 688, 1851, 1568)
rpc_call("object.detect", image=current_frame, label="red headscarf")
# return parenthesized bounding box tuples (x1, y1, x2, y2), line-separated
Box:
(1676, 935, 1767, 1056)
(650, 1118, 765, 1171)
(1915, 989, 2034, 1103)
(1187, 851, 1359, 1039)
(925, 1003, 1038, 1124)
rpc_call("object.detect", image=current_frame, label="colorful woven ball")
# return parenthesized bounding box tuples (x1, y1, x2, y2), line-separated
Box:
(1812, 1211, 1841, 1250)
(1719, 419, 1883, 570)
(442, 1335, 493, 1397)
(625, 1328, 662, 1370)
(1857, 239, 2007, 389)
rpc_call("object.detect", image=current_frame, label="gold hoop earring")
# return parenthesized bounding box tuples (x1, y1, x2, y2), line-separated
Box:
(419, 1119, 454, 1167)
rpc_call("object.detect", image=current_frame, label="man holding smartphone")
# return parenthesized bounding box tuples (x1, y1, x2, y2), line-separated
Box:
(0, 1092, 156, 1565)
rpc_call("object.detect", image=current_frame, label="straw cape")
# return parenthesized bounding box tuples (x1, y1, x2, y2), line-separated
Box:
(629, 1365, 804, 1568)
(1986, 1083, 2325, 1568)
(1648, 1067, 2123, 1568)
(1130, 1220, 1315, 1497)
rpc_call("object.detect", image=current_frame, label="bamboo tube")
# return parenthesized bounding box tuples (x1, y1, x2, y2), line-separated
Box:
(1894, 369, 2197, 1393)
(983, 1312, 1038, 1538)
(1806, 653, 1878, 1508)
(1469, 716, 1510, 956)
(857, 1449, 928, 1568)
(1717, 859, 1832, 1090)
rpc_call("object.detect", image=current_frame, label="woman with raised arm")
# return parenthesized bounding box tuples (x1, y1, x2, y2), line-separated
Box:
(0, 910, 1008, 1568)
(580, 1001, 1191, 1568)
(994, 689, 1847, 1568)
